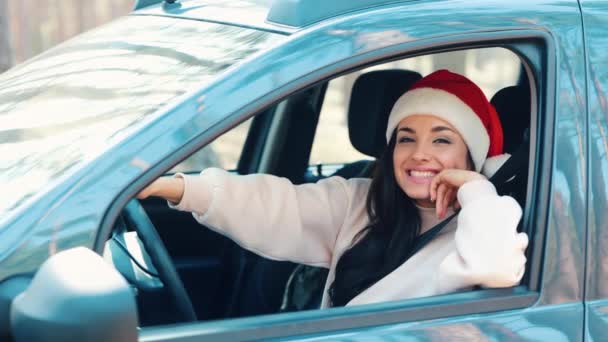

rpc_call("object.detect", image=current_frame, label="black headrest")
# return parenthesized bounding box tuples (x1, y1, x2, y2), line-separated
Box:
(490, 85, 531, 154)
(347, 70, 422, 158)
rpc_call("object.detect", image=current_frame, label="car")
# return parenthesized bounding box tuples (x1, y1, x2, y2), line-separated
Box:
(0, 0, 606, 340)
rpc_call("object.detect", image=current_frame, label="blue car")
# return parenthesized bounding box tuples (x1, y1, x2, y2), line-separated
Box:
(1, 0, 607, 341)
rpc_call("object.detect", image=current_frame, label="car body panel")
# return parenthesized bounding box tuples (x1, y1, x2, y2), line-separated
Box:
(0, 0, 600, 340)
(0, 15, 282, 225)
(139, 298, 582, 341)
(279, 304, 582, 341)
(580, 0, 608, 340)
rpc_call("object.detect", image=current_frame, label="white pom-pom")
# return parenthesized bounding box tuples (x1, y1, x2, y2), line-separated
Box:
(481, 153, 511, 178)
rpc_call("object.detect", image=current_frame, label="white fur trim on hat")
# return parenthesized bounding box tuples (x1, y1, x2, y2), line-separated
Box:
(481, 153, 511, 178)
(386, 87, 490, 172)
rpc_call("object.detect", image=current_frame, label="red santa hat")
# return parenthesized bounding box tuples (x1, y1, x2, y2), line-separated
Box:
(385, 69, 510, 177)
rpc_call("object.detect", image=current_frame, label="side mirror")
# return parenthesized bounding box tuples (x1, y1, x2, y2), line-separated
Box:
(10, 247, 138, 342)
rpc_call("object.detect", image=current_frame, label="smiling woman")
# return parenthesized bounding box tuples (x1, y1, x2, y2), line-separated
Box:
(0, 15, 283, 224)
(140, 69, 528, 309)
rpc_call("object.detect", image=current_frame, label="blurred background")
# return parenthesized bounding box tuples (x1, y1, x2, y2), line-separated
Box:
(0, 0, 132, 74)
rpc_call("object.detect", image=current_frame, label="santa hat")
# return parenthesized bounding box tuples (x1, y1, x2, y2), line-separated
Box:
(385, 69, 510, 177)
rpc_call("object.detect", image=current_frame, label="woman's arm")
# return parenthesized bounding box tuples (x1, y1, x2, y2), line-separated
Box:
(139, 168, 356, 267)
(437, 179, 528, 289)
(138, 176, 185, 204)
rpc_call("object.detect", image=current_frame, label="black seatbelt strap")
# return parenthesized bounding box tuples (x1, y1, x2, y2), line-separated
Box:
(408, 212, 457, 258)
(489, 131, 529, 185)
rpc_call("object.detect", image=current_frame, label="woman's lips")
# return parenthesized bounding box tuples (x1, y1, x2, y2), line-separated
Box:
(406, 169, 438, 184)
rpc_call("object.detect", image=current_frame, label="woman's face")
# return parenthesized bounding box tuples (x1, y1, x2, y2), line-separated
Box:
(393, 115, 471, 207)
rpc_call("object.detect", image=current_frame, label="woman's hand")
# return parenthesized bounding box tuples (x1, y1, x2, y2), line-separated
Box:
(137, 180, 159, 200)
(430, 169, 485, 219)
(137, 176, 185, 204)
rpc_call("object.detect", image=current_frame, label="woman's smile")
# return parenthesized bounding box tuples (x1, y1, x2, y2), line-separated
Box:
(406, 168, 439, 184)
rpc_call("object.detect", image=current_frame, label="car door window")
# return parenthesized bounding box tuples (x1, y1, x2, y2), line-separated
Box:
(140, 46, 531, 324)
(170, 118, 253, 173)
(135, 35, 552, 339)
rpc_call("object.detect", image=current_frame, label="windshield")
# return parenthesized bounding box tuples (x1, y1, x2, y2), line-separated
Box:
(0, 15, 282, 222)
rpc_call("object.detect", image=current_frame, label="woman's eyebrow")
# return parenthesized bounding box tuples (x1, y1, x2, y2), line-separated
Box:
(398, 127, 415, 133)
(431, 126, 455, 133)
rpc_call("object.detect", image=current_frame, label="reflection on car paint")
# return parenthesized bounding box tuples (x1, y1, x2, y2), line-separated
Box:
(0, 16, 283, 222)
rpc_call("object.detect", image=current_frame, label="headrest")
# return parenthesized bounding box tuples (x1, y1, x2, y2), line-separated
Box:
(347, 70, 422, 158)
(490, 85, 531, 154)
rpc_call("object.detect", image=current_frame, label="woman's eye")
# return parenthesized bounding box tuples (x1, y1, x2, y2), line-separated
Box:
(398, 137, 414, 143)
(434, 138, 451, 144)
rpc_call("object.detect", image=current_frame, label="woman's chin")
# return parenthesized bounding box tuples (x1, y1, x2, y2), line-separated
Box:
(404, 190, 432, 204)
(402, 183, 430, 199)
(410, 195, 433, 207)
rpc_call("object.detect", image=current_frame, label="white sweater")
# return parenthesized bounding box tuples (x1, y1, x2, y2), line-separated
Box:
(170, 168, 528, 308)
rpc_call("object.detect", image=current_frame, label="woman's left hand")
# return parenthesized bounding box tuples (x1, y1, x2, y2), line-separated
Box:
(430, 169, 486, 219)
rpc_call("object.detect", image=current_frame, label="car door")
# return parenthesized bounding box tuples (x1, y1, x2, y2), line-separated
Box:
(580, 1, 608, 340)
(128, 0, 588, 340)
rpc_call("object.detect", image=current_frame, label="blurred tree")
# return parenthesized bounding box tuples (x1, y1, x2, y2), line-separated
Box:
(1, 0, 132, 71)
(0, 0, 13, 73)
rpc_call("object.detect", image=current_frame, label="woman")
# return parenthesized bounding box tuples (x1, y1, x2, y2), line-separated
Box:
(138, 70, 529, 308)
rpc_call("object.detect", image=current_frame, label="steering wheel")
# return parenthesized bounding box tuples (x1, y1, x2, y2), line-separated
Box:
(123, 199, 197, 322)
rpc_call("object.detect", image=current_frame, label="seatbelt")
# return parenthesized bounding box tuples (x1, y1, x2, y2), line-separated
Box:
(408, 131, 529, 256)
(408, 212, 457, 258)
(488, 130, 529, 186)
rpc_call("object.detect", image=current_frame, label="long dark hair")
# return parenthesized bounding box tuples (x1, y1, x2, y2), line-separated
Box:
(328, 132, 421, 307)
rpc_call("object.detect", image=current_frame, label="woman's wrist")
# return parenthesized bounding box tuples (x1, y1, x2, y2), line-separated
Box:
(457, 178, 496, 207)
(168, 176, 185, 204)
(153, 176, 185, 204)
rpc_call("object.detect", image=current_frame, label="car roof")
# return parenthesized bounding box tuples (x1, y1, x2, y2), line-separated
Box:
(266, 0, 415, 27)
(133, 0, 416, 34)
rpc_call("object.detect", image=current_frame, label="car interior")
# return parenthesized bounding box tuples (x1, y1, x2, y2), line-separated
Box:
(105, 47, 533, 326)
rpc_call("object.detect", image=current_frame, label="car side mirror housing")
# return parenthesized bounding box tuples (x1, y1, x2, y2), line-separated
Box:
(10, 247, 138, 342)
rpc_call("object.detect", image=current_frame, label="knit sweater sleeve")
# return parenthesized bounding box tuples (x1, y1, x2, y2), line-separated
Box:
(438, 179, 529, 290)
(168, 168, 355, 267)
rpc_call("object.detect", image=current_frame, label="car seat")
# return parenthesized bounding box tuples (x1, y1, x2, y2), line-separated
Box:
(333, 69, 423, 178)
(489, 85, 531, 208)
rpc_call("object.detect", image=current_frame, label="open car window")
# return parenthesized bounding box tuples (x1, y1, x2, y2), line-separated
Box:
(122, 41, 537, 331)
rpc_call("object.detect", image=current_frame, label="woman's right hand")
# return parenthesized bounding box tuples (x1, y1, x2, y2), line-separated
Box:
(136, 180, 159, 200)
(137, 176, 185, 204)
(430, 169, 486, 219)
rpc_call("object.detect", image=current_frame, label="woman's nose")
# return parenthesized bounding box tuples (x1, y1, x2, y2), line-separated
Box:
(411, 144, 431, 161)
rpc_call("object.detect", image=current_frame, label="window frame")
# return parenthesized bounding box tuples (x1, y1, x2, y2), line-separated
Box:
(104, 29, 555, 341)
